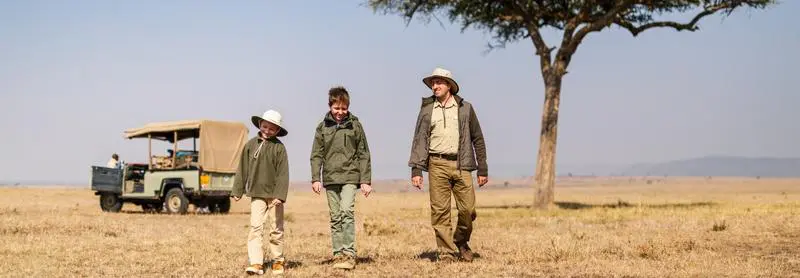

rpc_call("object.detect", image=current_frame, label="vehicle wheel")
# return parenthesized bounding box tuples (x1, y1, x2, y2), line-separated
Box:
(100, 193, 123, 212)
(217, 198, 231, 214)
(141, 202, 163, 213)
(164, 188, 189, 214)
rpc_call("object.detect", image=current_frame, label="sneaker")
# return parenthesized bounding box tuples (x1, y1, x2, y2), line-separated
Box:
(271, 260, 285, 276)
(245, 264, 264, 275)
(458, 244, 474, 262)
(333, 254, 356, 270)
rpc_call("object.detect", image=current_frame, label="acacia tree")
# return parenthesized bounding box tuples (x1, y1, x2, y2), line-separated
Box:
(366, 0, 775, 209)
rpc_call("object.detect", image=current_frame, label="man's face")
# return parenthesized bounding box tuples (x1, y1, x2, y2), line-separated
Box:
(430, 78, 451, 98)
(330, 102, 349, 122)
(259, 120, 280, 138)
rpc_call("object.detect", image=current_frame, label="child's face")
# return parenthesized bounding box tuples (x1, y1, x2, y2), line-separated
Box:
(330, 102, 349, 122)
(258, 120, 281, 138)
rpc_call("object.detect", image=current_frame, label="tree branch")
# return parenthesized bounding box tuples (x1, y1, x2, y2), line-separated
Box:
(614, 3, 733, 37)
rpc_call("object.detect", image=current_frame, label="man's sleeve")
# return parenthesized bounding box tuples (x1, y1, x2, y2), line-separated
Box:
(469, 106, 488, 177)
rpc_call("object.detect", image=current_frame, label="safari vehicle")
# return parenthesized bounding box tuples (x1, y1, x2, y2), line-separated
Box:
(91, 120, 249, 214)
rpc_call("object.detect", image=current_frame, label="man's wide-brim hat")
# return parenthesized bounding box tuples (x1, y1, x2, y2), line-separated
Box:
(422, 67, 459, 94)
(251, 110, 288, 137)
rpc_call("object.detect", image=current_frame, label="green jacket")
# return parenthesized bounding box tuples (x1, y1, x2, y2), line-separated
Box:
(409, 94, 487, 177)
(310, 112, 372, 187)
(232, 135, 290, 202)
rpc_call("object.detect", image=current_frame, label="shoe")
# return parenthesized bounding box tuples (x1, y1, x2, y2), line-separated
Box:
(333, 254, 356, 270)
(245, 264, 264, 275)
(458, 244, 474, 262)
(271, 260, 285, 276)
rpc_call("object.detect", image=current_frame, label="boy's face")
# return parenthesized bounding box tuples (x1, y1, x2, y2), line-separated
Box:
(330, 102, 349, 122)
(259, 120, 281, 138)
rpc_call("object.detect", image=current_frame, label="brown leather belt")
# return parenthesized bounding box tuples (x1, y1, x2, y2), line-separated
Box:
(430, 153, 457, 161)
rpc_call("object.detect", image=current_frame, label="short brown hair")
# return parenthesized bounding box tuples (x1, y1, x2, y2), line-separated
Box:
(328, 86, 350, 107)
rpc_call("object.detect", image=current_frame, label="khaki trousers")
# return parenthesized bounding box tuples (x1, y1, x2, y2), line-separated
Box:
(248, 197, 284, 265)
(428, 156, 477, 255)
(325, 184, 357, 257)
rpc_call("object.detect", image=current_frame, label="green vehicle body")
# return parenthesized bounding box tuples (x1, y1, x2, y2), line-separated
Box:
(91, 120, 249, 214)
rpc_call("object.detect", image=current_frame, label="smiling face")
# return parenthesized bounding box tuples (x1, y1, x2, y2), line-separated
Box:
(258, 120, 280, 138)
(430, 77, 451, 98)
(330, 102, 349, 122)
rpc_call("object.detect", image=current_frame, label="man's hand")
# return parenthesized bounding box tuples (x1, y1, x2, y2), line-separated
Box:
(311, 181, 322, 195)
(412, 176, 423, 190)
(271, 198, 283, 207)
(478, 176, 488, 187)
(231, 195, 241, 202)
(360, 184, 372, 197)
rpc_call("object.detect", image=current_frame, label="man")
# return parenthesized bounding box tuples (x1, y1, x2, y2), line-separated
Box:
(409, 67, 488, 262)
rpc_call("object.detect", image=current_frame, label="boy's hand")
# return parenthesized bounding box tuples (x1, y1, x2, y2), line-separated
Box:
(271, 198, 283, 206)
(311, 181, 322, 195)
(231, 196, 241, 202)
(412, 176, 423, 190)
(360, 184, 372, 198)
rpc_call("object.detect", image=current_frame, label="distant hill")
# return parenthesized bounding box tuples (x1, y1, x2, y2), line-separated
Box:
(617, 156, 800, 177)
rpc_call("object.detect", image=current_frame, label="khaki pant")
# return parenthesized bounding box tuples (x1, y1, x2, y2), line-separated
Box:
(428, 156, 476, 255)
(248, 198, 284, 265)
(325, 184, 357, 257)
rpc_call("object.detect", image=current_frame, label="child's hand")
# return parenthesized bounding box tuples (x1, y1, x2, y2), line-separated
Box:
(231, 196, 241, 202)
(360, 184, 372, 198)
(311, 181, 322, 195)
(271, 198, 283, 206)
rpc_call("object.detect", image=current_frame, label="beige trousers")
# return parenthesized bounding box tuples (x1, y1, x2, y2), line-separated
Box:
(248, 197, 284, 265)
(428, 156, 476, 255)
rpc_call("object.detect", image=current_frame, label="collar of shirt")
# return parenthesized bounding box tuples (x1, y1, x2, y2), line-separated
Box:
(434, 97, 456, 109)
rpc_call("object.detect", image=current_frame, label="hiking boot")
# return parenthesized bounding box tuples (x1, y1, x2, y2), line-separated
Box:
(245, 264, 264, 275)
(271, 260, 285, 276)
(333, 254, 356, 270)
(458, 244, 474, 262)
(330, 253, 346, 264)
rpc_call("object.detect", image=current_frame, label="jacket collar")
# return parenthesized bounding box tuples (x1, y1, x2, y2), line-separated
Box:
(421, 94, 464, 108)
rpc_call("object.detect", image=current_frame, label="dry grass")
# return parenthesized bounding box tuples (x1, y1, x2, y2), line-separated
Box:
(1, 178, 799, 277)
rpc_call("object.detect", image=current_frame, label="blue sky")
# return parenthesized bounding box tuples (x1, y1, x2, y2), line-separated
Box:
(1, 1, 797, 184)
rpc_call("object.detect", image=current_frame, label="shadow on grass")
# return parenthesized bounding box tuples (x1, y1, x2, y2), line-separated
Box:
(318, 256, 376, 265)
(416, 251, 482, 262)
(476, 201, 717, 210)
(266, 260, 303, 269)
(118, 210, 248, 215)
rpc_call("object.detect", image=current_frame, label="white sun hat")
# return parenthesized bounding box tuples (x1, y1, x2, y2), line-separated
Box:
(251, 109, 288, 137)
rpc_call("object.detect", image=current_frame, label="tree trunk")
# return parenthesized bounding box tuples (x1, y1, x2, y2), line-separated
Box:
(533, 73, 562, 210)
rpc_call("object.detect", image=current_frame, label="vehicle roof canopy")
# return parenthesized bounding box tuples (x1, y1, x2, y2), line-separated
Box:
(123, 120, 250, 173)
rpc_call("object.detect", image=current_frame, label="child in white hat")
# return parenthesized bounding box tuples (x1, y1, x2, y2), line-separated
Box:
(231, 109, 290, 276)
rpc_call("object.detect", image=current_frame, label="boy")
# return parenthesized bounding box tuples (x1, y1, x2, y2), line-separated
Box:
(310, 86, 373, 270)
(231, 109, 290, 276)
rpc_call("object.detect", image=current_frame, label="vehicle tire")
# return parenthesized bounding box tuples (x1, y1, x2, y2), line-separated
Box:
(100, 193, 123, 212)
(217, 198, 231, 214)
(164, 188, 189, 214)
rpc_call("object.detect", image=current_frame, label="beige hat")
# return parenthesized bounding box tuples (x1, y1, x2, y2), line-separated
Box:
(251, 109, 288, 137)
(422, 67, 459, 94)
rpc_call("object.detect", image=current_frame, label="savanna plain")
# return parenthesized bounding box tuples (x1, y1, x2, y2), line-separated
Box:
(1, 177, 799, 277)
